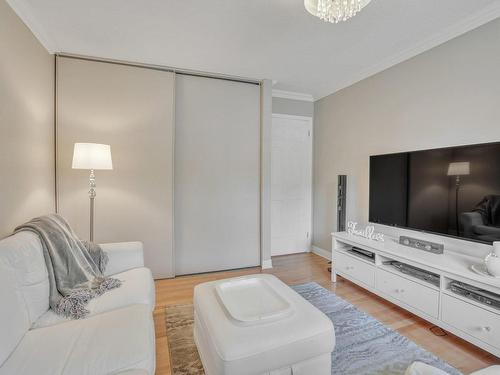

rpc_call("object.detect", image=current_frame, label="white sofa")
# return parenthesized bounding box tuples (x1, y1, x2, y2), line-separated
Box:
(0, 231, 156, 375)
(406, 362, 500, 375)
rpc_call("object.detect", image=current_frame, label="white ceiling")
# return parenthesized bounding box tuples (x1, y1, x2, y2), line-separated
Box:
(9, 0, 500, 99)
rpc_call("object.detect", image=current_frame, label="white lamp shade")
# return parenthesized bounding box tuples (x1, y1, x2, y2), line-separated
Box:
(447, 161, 470, 176)
(72, 143, 113, 170)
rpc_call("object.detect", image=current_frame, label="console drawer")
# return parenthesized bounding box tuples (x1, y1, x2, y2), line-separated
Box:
(334, 251, 375, 287)
(442, 294, 500, 350)
(376, 268, 439, 318)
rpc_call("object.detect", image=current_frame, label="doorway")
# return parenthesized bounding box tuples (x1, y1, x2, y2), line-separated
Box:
(271, 114, 313, 256)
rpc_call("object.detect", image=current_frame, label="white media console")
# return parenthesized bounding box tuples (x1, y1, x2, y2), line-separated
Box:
(331, 231, 500, 357)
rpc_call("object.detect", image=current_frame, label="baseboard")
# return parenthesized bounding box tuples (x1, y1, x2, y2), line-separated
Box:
(312, 246, 331, 260)
(261, 259, 273, 269)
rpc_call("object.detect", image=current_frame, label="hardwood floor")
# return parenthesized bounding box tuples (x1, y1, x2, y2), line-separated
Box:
(154, 252, 499, 375)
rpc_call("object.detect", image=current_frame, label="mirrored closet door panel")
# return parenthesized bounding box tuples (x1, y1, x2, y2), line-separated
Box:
(174, 75, 261, 275)
(56, 56, 175, 279)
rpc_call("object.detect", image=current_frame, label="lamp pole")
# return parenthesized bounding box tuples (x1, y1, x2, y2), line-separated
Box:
(89, 169, 96, 242)
(447, 162, 470, 236)
(72, 143, 113, 243)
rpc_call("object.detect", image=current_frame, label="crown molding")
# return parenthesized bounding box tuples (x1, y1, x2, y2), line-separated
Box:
(7, 0, 58, 53)
(272, 89, 314, 102)
(7, 0, 500, 99)
(317, 2, 500, 100)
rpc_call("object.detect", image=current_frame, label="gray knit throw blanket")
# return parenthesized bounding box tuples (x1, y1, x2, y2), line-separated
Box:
(15, 214, 121, 319)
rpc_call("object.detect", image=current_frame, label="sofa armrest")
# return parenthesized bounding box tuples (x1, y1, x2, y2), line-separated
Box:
(406, 363, 500, 375)
(405, 362, 449, 375)
(100, 241, 144, 276)
(473, 224, 500, 236)
(460, 211, 484, 227)
(460, 212, 484, 237)
(471, 366, 500, 375)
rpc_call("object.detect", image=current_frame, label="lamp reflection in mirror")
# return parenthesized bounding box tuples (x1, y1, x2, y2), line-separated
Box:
(72, 143, 113, 242)
(448, 161, 470, 236)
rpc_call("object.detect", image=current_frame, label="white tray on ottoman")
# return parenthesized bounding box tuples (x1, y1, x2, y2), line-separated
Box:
(215, 276, 293, 325)
(193, 274, 335, 375)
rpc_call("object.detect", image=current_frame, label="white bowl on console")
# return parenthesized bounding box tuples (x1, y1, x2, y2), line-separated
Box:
(485, 241, 500, 277)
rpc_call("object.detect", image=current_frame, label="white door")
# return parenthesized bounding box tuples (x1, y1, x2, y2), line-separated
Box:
(271, 114, 313, 256)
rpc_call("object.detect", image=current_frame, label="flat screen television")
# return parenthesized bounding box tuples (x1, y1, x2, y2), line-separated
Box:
(369, 142, 500, 244)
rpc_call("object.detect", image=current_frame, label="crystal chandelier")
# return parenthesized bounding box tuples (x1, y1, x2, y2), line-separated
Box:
(304, 0, 372, 24)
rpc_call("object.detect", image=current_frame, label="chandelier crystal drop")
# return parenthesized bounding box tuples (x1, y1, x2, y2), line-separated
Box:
(304, 0, 372, 24)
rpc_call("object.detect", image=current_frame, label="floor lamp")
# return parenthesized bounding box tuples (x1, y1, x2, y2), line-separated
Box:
(72, 143, 113, 242)
(447, 161, 470, 236)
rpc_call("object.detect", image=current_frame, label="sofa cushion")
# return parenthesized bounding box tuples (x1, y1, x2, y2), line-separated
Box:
(33, 267, 155, 328)
(0, 304, 155, 375)
(0, 264, 30, 366)
(0, 232, 49, 325)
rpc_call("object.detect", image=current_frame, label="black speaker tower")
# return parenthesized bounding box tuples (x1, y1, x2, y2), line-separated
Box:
(337, 175, 347, 232)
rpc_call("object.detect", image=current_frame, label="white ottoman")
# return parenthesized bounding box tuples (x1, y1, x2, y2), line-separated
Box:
(193, 274, 335, 375)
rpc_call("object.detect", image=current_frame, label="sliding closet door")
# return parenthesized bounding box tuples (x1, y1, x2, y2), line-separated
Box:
(175, 75, 260, 275)
(57, 57, 175, 279)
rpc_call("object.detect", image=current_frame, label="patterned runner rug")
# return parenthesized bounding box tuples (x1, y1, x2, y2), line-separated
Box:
(165, 282, 461, 375)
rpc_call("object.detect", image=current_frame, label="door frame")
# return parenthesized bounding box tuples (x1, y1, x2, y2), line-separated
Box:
(271, 113, 313, 256)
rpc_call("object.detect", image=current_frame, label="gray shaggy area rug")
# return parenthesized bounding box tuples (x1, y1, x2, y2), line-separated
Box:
(293, 282, 461, 375)
(165, 282, 461, 375)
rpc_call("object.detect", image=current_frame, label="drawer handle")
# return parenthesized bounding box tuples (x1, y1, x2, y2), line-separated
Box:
(480, 326, 492, 333)
(395, 289, 405, 293)
(345, 266, 354, 270)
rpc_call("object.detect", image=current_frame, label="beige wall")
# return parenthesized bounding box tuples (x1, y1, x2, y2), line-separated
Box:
(313, 18, 500, 251)
(0, 0, 55, 238)
(57, 57, 175, 279)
